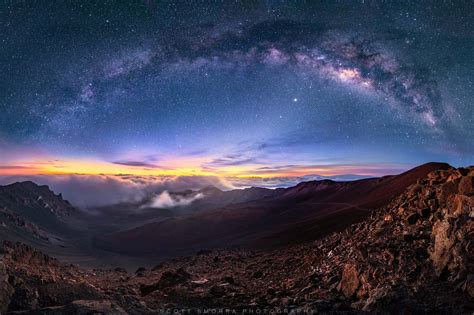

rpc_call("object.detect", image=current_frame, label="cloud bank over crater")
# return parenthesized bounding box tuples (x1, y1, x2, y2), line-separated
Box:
(144, 191, 204, 209)
(0, 174, 231, 208)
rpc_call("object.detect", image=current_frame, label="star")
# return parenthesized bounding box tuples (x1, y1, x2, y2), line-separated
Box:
(0, 1, 472, 178)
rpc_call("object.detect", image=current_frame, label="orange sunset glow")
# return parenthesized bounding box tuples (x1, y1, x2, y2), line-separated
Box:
(0, 157, 411, 179)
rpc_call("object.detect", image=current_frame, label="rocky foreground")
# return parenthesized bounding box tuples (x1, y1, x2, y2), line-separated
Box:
(1, 167, 473, 314)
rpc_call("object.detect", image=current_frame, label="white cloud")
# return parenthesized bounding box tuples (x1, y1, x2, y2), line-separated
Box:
(145, 191, 204, 208)
(0, 174, 230, 208)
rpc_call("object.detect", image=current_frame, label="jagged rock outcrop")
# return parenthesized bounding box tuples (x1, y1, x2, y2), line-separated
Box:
(340, 264, 360, 298)
(0, 241, 105, 312)
(0, 181, 76, 219)
(0, 181, 80, 252)
(323, 166, 473, 312)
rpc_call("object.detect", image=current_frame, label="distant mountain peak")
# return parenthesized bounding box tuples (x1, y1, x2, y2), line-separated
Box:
(198, 185, 223, 194)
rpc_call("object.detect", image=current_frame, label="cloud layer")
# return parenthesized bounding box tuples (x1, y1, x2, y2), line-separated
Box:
(0, 174, 231, 208)
(0, 163, 407, 209)
(144, 191, 204, 208)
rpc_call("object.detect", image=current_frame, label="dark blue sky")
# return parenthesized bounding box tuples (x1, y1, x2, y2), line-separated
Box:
(0, 1, 473, 178)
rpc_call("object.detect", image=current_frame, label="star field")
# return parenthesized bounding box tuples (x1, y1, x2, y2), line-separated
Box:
(0, 1, 473, 177)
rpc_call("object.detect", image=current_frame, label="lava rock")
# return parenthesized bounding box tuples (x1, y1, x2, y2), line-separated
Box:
(430, 220, 455, 276)
(340, 264, 359, 298)
(458, 176, 474, 196)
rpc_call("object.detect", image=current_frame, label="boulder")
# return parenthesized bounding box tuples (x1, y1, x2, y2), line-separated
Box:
(430, 220, 455, 276)
(458, 176, 474, 196)
(140, 268, 191, 296)
(451, 194, 473, 217)
(340, 264, 359, 298)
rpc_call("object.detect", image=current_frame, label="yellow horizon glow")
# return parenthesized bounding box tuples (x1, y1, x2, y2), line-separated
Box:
(0, 159, 211, 176)
(0, 158, 403, 178)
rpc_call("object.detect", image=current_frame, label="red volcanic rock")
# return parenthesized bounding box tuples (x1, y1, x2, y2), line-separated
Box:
(430, 220, 456, 276)
(459, 176, 474, 196)
(340, 264, 360, 298)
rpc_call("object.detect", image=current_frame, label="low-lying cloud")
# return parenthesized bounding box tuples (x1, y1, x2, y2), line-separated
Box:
(144, 191, 204, 208)
(226, 174, 371, 189)
(0, 164, 405, 209)
(0, 174, 232, 208)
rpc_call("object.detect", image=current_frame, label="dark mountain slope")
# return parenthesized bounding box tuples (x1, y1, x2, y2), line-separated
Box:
(0, 181, 80, 241)
(96, 162, 452, 254)
(0, 181, 76, 220)
(265, 162, 454, 245)
(0, 181, 96, 263)
(0, 165, 471, 314)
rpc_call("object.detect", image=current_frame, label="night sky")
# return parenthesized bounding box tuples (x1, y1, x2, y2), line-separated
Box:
(1, 1, 473, 179)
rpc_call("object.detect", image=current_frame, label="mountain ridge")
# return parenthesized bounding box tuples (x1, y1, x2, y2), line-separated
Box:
(0, 163, 471, 313)
(96, 162, 453, 254)
(0, 162, 456, 262)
